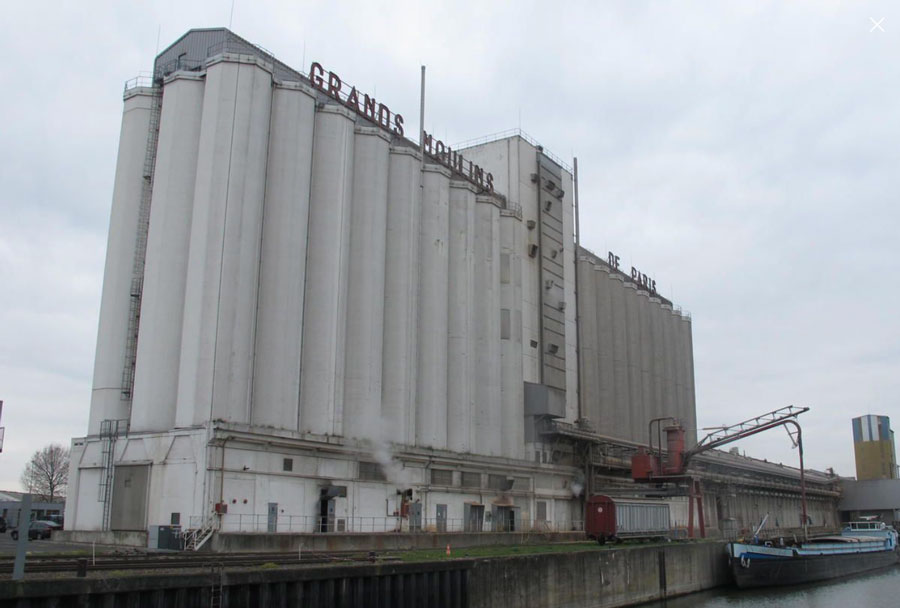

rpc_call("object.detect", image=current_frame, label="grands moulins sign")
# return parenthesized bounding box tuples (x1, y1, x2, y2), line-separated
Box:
(309, 61, 495, 193)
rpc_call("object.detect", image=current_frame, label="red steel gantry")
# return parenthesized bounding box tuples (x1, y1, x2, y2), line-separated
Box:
(631, 405, 810, 539)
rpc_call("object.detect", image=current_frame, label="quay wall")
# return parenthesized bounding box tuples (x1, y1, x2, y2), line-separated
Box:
(469, 541, 729, 607)
(210, 531, 585, 553)
(0, 542, 729, 607)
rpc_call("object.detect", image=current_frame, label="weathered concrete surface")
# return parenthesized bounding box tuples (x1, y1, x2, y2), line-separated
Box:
(468, 542, 729, 607)
(0, 542, 729, 608)
(211, 531, 586, 553)
(53, 529, 147, 547)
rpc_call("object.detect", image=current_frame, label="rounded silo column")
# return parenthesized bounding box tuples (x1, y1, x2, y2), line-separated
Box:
(500, 210, 524, 459)
(625, 282, 643, 443)
(175, 58, 273, 427)
(481, 200, 502, 456)
(295, 104, 356, 436)
(415, 165, 451, 449)
(594, 265, 614, 435)
(130, 74, 205, 433)
(660, 303, 675, 424)
(576, 257, 598, 431)
(609, 273, 631, 440)
(672, 308, 686, 435)
(88, 86, 155, 434)
(251, 82, 317, 430)
(447, 181, 476, 454)
(682, 314, 697, 446)
(343, 127, 391, 441)
(648, 297, 664, 426)
(637, 290, 653, 445)
(381, 146, 421, 447)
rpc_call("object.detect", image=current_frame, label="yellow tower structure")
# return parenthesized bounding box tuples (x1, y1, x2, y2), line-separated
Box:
(852, 415, 898, 480)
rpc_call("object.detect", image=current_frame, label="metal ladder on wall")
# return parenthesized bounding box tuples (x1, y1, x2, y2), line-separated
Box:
(120, 78, 164, 400)
(98, 419, 129, 530)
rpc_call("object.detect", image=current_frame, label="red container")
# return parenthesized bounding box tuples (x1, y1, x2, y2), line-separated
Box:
(631, 450, 657, 481)
(585, 495, 616, 542)
(664, 425, 685, 474)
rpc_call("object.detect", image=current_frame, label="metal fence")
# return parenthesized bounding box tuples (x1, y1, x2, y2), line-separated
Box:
(190, 514, 584, 535)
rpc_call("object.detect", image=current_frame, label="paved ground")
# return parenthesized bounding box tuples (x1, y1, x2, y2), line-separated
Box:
(0, 532, 122, 555)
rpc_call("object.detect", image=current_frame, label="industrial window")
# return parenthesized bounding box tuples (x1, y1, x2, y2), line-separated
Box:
(500, 253, 510, 284)
(283, 458, 293, 472)
(461, 472, 482, 488)
(500, 309, 511, 340)
(488, 474, 512, 490)
(512, 477, 530, 491)
(358, 462, 386, 481)
(430, 469, 453, 486)
(536, 501, 547, 521)
(170, 512, 181, 526)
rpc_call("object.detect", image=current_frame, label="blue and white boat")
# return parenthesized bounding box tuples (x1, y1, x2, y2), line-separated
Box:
(727, 521, 900, 588)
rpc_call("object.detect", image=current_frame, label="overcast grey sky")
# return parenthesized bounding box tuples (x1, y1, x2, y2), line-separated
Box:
(1, 1, 898, 490)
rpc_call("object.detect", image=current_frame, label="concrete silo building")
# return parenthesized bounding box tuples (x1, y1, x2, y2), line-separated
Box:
(67, 28, 732, 544)
(67, 28, 584, 537)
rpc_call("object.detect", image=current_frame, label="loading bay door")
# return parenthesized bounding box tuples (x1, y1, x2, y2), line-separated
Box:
(109, 464, 150, 531)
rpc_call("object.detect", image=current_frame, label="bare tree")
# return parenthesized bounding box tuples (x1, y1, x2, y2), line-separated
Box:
(20, 444, 69, 502)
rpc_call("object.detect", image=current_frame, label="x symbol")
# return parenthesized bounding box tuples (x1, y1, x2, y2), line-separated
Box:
(870, 17, 885, 32)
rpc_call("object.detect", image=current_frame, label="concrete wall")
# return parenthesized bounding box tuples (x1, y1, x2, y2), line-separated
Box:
(54, 529, 148, 547)
(469, 542, 729, 607)
(211, 530, 585, 553)
(8, 541, 729, 608)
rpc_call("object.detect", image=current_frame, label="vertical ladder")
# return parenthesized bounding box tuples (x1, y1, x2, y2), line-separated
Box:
(209, 565, 224, 608)
(120, 78, 164, 401)
(98, 419, 129, 530)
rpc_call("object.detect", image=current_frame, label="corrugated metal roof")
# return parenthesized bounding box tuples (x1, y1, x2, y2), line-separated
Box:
(154, 28, 303, 83)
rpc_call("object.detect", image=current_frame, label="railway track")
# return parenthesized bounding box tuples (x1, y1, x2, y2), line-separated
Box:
(0, 549, 390, 576)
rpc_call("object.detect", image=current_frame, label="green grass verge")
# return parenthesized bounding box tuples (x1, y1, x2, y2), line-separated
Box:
(394, 542, 608, 562)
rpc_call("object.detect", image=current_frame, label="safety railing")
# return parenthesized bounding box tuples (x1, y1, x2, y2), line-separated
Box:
(453, 128, 573, 174)
(184, 513, 219, 551)
(189, 514, 584, 535)
(123, 73, 155, 92)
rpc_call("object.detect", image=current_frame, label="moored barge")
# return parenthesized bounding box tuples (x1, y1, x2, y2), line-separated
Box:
(727, 521, 900, 588)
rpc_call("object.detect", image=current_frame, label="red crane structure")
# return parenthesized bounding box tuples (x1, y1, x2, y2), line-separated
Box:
(631, 405, 810, 539)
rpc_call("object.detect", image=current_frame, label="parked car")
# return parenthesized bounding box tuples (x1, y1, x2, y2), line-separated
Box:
(10, 520, 61, 541)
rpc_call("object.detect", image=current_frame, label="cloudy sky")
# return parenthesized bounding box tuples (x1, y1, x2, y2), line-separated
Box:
(1, 1, 898, 490)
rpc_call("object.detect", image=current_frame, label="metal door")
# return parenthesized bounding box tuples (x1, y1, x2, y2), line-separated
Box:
(320, 498, 335, 532)
(409, 502, 422, 532)
(267, 503, 278, 533)
(436, 504, 447, 532)
(109, 464, 150, 531)
(464, 504, 484, 532)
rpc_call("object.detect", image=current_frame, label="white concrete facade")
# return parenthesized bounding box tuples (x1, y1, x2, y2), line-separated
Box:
(70, 30, 698, 537)
(575, 249, 697, 445)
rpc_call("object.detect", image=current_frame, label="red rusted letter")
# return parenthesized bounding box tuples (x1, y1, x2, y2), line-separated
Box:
(327, 71, 342, 98)
(310, 62, 325, 89)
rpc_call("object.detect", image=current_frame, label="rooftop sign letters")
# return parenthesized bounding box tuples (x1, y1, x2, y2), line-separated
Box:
(310, 62, 494, 193)
(608, 251, 657, 294)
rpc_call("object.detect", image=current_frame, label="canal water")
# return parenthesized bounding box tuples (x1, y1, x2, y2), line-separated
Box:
(648, 565, 900, 607)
